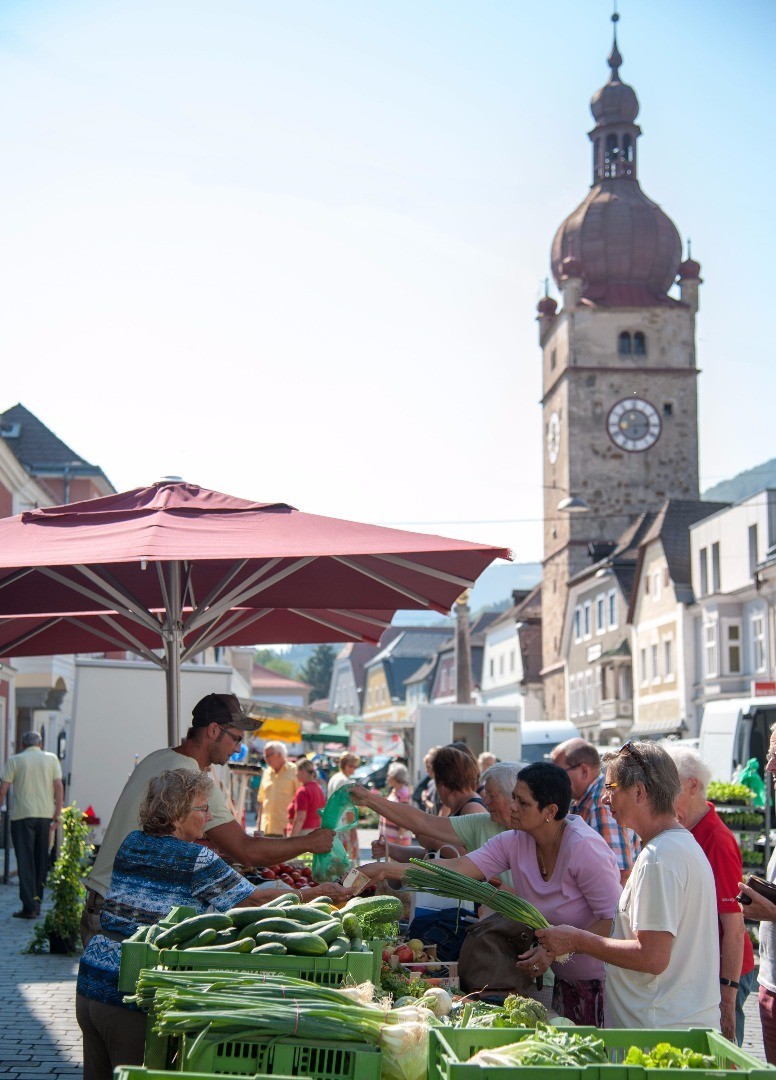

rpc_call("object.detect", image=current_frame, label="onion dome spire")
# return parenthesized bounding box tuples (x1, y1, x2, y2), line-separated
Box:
(549, 10, 682, 306)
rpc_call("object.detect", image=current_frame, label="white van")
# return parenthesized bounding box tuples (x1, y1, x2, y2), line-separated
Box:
(520, 720, 580, 764)
(698, 697, 776, 783)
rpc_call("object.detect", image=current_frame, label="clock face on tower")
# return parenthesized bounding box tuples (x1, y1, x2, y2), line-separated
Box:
(547, 411, 561, 464)
(607, 397, 662, 452)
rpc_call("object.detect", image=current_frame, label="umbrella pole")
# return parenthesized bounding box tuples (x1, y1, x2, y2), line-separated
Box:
(164, 561, 182, 746)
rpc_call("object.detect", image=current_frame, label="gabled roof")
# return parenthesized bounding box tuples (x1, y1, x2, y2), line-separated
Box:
(0, 403, 113, 488)
(627, 498, 730, 622)
(251, 663, 312, 694)
(365, 627, 454, 668)
(487, 583, 542, 631)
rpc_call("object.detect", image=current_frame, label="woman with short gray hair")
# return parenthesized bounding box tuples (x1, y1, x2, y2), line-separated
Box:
(538, 740, 720, 1030)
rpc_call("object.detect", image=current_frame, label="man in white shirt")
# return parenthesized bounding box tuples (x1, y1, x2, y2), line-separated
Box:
(81, 694, 334, 944)
(0, 732, 63, 919)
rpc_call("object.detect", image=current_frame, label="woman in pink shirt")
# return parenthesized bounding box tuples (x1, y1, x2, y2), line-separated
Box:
(362, 761, 621, 1025)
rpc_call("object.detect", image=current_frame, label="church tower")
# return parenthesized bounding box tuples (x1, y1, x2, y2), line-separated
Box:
(538, 15, 702, 721)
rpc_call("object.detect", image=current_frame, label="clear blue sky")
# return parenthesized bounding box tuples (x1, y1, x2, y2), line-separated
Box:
(1, 0, 773, 562)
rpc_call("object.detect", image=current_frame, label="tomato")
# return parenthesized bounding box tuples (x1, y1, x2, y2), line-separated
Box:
(393, 945, 414, 964)
(280, 874, 294, 885)
(279, 863, 293, 874)
(269, 865, 282, 874)
(261, 869, 277, 880)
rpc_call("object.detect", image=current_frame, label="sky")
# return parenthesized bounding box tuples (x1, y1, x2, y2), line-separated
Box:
(1, 0, 773, 565)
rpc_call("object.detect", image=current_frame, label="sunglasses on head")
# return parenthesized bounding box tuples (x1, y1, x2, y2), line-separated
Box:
(618, 740, 649, 774)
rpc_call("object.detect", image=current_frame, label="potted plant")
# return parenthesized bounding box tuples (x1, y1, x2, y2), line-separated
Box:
(28, 803, 93, 955)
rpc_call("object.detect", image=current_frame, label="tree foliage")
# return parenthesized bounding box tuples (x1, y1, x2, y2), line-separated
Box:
(254, 648, 294, 679)
(298, 644, 336, 701)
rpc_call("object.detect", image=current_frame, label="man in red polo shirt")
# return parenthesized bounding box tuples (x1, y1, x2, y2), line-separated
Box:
(665, 742, 754, 1045)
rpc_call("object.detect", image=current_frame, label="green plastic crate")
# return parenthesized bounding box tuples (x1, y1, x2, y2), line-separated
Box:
(157, 946, 373, 986)
(178, 1034, 381, 1080)
(118, 906, 197, 993)
(429, 1026, 774, 1080)
(117, 1066, 305, 1080)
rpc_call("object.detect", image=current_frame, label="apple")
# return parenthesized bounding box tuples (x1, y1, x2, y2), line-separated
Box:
(393, 944, 414, 964)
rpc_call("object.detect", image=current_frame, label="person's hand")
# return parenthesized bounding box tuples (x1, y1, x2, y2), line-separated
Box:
(487, 877, 503, 889)
(738, 881, 776, 922)
(305, 828, 335, 854)
(371, 836, 387, 860)
(305, 882, 354, 904)
(358, 860, 399, 884)
(720, 998, 736, 1043)
(349, 784, 372, 807)
(516, 943, 552, 977)
(535, 924, 580, 959)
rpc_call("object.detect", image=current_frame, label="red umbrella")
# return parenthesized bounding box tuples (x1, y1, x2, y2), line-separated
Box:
(0, 480, 509, 740)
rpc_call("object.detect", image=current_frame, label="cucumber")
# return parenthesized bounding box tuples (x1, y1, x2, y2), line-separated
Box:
(226, 906, 290, 928)
(250, 930, 328, 957)
(262, 892, 301, 908)
(315, 920, 345, 945)
(237, 916, 307, 936)
(291, 905, 340, 926)
(215, 927, 241, 944)
(145, 925, 165, 944)
(154, 913, 232, 948)
(327, 936, 351, 957)
(181, 928, 218, 949)
(251, 942, 288, 955)
(309, 899, 336, 912)
(184, 937, 255, 954)
(341, 913, 362, 942)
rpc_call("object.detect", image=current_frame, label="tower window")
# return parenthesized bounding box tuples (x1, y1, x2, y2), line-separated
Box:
(633, 331, 646, 355)
(663, 403, 673, 416)
(604, 134, 620, 177)
(551, 349, 557, 371)
(618, 331, 632, 355)
(622, 134, 634, 163)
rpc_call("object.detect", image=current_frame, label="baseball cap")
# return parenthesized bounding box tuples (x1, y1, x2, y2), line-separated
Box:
(191, 693, 255, 731)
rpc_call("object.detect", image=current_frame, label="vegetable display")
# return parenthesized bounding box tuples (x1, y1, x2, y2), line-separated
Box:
(129, 968, 434, 1080)
(453, 995, 548, 1029)
(624, 1043, 717, 1069)
(466, 1024, 607, 1067)
(126, 894, 387, 957)
(707, 781, 754, 806)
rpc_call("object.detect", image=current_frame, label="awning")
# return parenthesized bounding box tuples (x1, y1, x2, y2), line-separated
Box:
(308, 714, 357, 745)
(255, 718, 302, 741)
(630, 717, 685, 737)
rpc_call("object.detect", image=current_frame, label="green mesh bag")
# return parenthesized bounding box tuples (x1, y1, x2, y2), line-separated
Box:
(312, 784, 358, 882)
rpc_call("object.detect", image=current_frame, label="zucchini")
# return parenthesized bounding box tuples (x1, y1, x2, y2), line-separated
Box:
(251, 942, 288, 955)
(252, 930, 328, 957)
(327, 936, 351, 958)
(184, 937, 255, 954)
(154, 913, 232, 948)
(341, 913, 362, 941)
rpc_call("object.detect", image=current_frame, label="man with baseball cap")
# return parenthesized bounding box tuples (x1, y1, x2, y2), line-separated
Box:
(81, 693, 336, 944)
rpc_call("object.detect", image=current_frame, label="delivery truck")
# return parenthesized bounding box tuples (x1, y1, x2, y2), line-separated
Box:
(698, 696, 776, 783)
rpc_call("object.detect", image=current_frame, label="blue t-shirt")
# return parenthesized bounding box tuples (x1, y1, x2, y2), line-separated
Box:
(77, 830, 254, 1007)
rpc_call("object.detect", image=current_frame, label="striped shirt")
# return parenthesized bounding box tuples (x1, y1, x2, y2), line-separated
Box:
(571, 773, 639, 873)
(77, 830, 254, 1007)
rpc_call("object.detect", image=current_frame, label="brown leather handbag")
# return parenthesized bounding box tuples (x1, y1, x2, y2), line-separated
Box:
(458, 913, 535, 995)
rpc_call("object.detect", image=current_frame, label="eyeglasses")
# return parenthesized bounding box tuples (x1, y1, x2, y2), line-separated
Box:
(603, 782, 619, 792)
(220, 727, 243, 744)
(618, 740, 648, 774)
(562, 763, 583, 773)
(191, 804, 210, 813)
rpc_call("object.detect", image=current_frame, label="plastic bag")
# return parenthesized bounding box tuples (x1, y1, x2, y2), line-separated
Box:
(738, 757, 766, 808)
(312, 784, 358, 882)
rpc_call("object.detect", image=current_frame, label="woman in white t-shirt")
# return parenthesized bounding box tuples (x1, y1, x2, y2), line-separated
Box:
(537, 740, 721, 1031)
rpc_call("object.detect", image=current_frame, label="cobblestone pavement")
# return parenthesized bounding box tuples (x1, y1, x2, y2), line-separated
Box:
(0, 834, 770, 1078)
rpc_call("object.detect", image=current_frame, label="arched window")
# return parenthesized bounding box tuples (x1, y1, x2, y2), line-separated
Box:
(622, 134, 634, 163)
(605, 134, 620, 177)
(618, 331, 632, 355)
(634, 331, 646, 355)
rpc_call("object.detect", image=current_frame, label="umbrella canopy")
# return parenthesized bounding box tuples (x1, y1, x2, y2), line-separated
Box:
(0, 480, 509, 741)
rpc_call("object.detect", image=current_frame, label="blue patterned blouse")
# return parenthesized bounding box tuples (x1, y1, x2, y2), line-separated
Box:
(76, 830, 254, 1007)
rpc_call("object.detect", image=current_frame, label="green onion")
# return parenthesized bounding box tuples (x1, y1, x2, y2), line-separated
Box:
(404, 859, 550, 929)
